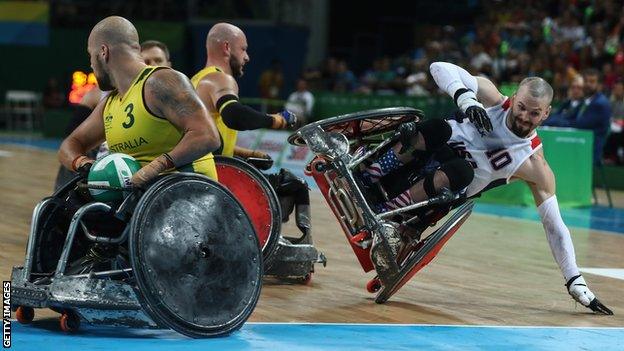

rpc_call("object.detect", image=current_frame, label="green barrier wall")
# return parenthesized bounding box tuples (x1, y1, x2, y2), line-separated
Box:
(478, 127, 593, 208)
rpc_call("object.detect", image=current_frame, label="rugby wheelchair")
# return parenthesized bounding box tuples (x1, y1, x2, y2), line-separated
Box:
(214, 155, 326, 284)
(10, 172, 262, 337)
(288, 107, 474, 303)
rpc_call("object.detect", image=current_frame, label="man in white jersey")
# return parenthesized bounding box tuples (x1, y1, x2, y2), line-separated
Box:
(362, 61, 613, 315)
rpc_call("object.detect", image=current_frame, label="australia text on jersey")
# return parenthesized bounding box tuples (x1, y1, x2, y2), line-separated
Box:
(109, 137, 148, 153)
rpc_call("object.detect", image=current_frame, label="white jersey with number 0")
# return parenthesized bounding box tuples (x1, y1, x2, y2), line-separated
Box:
(447, 97, 542, 197)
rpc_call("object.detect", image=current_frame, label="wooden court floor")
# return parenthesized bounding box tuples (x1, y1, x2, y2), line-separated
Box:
(1, 144, 623, 327)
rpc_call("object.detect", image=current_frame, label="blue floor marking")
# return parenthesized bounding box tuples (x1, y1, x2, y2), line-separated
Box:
(0, 136, 61, 151)
(9, 322, 624, 351)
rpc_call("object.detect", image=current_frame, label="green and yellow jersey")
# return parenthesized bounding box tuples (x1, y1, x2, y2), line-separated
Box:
(103, 66, 218, 179)
(190, 66, 238, 157)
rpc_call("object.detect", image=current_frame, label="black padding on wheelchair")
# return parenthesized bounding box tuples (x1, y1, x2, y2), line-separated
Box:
(244, 157, 274, 171)
(129, 173, 262, 337)
(266, 168, 310, 223)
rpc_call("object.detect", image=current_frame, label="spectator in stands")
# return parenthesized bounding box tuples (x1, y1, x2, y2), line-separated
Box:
(334, 60, 358, 92)
(604, 79, 624, 164)
(548, 69, 611, 164)
(285, 79, 315, 125)
(258, 59, 284, 112)
(543, 75, 585, 127)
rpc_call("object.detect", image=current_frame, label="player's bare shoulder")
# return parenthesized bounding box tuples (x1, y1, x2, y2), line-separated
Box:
(198, 70, 239, 95)
(513, 147, 554, 186)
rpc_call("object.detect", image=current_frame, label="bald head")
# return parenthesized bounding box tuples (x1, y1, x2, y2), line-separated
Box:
(87, 16, 143, 91)
(206, 22, 245, 50)
(205, 22, 249, 78)
(518, 77, 554, 105)
(90, 16, 140, 50)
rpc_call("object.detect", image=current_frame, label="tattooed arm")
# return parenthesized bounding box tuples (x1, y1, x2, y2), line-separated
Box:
(143, 69, 221, 167)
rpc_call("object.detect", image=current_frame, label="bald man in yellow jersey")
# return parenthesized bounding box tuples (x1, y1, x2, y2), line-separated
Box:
(191, 22, 297, 158)
(59, 16, 221, 186)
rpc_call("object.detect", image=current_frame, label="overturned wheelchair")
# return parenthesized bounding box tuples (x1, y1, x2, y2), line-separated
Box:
(288, 107, 474, 303)
(214, 156, 326, 284)
(10, 171, 262, 337)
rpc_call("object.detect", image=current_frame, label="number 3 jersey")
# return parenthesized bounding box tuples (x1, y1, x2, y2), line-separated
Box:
(102, 66, 217, 179)
(447, 97, 542, 198)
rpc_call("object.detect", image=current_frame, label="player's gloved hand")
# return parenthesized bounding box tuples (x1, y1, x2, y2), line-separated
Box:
(566, 274, 614, 315)
(271, 110, 298, 129)
(397, 122, 419, 154)
(455, 88, 492, 137)
(130, 153, 174, 188)
(72, 155, 94, 178)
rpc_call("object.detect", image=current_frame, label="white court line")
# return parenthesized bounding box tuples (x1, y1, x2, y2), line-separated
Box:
(0, 149, 14, 157)
(580, 268, 624, 281)
(246, 322, 624, 330)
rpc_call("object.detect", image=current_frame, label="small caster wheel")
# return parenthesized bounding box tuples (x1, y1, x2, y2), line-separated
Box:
(366, 278, 382, 293)
(59, 312, 80, 333)
(301, 273, 313, 285)
(16, 306, 34, 324)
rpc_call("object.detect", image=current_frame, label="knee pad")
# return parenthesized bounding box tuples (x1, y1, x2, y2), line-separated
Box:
(433, 145, 457, 163)
(418, 118, 452, 150)
(439, 158, 474, 192)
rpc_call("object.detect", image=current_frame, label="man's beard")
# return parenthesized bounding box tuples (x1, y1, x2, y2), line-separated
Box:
(229, 56, 244, 79)
(510, 115, 534, 138)
(94, 58, 114, 91)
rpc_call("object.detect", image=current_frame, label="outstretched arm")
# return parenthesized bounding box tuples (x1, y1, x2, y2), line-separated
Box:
(516, 150, 613, 314)
(429, 62, 496, 136)
(196, 72, 296, 130)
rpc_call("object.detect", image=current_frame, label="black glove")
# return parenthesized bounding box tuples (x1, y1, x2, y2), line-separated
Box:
(566, 274, 614, 315)
(397, 122, 419, 154)
(454, 88, 492, 137)
(76, 162, 93, 178)
(465, 105, 493, 137)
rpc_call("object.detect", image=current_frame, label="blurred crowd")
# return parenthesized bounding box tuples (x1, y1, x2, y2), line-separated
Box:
(294, 0, 624, 164)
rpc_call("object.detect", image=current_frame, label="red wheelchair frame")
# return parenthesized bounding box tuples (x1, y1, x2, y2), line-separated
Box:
(290, 107, 474, 303)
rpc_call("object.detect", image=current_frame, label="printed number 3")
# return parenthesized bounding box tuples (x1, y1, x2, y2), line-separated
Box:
(123, 103, 135, 128)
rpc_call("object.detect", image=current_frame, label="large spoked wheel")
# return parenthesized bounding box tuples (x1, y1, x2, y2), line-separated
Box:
(215, 156, 281, 262)
(129, 173, 262, 338)
(288, 107, 423, 146)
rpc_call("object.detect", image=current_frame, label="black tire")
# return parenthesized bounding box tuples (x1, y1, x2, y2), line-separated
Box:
(129, 173, 262, 338)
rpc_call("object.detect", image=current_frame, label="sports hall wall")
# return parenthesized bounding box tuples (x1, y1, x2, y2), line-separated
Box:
(0, 22, 308, 101)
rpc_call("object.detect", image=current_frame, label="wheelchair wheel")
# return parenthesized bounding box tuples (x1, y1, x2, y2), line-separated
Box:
(129, 173, 262, 338)
(288, 107, 422, 146)
(215, 156, 281, 262)
(33, 177, 91, 276)
(374, 201, 474, 303)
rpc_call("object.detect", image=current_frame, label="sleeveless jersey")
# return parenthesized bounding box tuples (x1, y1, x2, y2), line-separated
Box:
(190, 66, 238, 157)
(447, 97, 542, 197)
(103, 66, 217, 179)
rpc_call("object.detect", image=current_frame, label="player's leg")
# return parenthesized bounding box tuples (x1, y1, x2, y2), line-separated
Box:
(362, 118, 451, 182)
(378, 156, 473, 211)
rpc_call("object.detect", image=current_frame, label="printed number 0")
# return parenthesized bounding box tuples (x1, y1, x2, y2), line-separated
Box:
(486, 149, 512, 171)
(123, 103, 135, 128)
